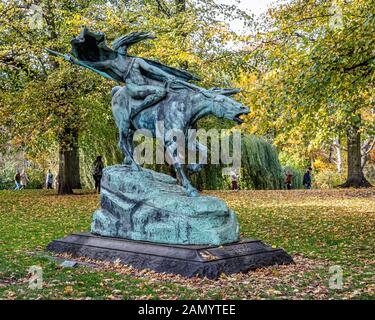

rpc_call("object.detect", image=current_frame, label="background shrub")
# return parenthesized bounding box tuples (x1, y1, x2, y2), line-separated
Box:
(313, 169, 345, 189)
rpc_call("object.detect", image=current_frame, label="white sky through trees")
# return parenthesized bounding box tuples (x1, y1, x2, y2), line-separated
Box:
(217, 0, 278, 33)
(234, 0, 276, 14)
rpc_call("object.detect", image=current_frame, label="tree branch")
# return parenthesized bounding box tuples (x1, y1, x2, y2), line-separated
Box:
(154, 0, 172, 17)
(344, 56, 375, 72)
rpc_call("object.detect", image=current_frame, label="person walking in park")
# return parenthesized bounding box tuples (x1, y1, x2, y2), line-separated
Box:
(92, 156, 104, 193)
(231, 170, 239, 192)
(45, 169, 54, 189)
(20, 169, 29, 189)
(14, 170, 21, 190)
(303, 167, 312, 189)
(285, 171, 294, 190)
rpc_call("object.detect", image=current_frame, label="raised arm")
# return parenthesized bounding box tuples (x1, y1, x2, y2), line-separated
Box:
(63, 53, 113, 69)
(137, 58, 175, 81)
(80, 60, 113, 69)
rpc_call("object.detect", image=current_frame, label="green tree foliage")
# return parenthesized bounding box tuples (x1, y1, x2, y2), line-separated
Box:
(0, 0, 254, 192)
(240, 135, 285, 190)
(240, 0, 374, 187)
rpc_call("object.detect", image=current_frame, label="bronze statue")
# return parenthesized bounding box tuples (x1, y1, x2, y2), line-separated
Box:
(47, 27, 249, 196)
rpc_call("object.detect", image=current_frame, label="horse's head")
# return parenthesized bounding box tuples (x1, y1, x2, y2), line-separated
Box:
(205, 88, 249, 124)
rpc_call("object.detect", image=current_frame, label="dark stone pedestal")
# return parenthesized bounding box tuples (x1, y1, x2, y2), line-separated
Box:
(47, 233, 293, 279)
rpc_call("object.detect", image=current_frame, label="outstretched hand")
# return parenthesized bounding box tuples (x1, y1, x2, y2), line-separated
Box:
(64, 54, 74, 63)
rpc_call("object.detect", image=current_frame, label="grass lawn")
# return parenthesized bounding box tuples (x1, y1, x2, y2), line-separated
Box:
(0, 188, 374, 300)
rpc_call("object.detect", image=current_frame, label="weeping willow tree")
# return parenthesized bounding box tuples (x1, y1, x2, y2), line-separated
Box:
(188, 134, 288, 190)
(78, 94, 123, 189)
(239, 135, 284, 190)
(189, 164, 228, 190)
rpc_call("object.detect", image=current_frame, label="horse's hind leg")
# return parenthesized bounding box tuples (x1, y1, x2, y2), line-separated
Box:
(165, 140, 199, 197)
(126, 129, 135, 157)
(187, 141, 207, 172)
(112, 87, 134, 167)
(175, 163, 199, 197)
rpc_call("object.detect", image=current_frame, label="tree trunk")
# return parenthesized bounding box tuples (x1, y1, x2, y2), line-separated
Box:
(70, 144, 82, 189)
(57, 128, 80, 195)
(58, 145, 74, 195)
(340, 126, 372, 188)
(333, 137, 342, 174)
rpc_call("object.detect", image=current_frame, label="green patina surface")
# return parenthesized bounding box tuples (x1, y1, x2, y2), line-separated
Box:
(91, 165, 240, 245)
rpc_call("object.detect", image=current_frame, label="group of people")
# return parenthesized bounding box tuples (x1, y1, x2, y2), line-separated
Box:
(42, 158, 104, 192)
(12, 156, 104, 193)
(230, 167, 313, 192)
(285, 167, 312, 190)
(13, 168, 56, 190)
(13, 159, 312, 192)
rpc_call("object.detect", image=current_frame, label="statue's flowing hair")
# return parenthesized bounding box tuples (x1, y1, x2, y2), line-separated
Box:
(112, 32, 155, 51)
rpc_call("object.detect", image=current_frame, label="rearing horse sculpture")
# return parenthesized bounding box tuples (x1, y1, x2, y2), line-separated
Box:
(47, 28, 249, 196)
(111, 84, 249, 196)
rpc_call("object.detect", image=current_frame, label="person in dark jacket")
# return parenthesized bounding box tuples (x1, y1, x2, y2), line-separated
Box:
(92, 156, 104, 193)
(303, 167, 312, 189)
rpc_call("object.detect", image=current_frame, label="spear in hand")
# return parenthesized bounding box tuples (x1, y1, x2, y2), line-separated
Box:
(45, 48, 116, 81)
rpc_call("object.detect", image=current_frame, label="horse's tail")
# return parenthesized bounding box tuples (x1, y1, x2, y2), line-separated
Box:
(111, 86, 122, 97)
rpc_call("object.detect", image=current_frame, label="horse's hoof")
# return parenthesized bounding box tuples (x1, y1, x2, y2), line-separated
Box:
(131, 163, 142, 172)
(187, 188, 200, 197)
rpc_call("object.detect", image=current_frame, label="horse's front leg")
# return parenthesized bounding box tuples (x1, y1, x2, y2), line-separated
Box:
(165, 140, 199, 197)
(125, 129, 141, 171)
(118, 122, 141, 171)
(118, 131, 131, 165)
(122, 130, 142, 171)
